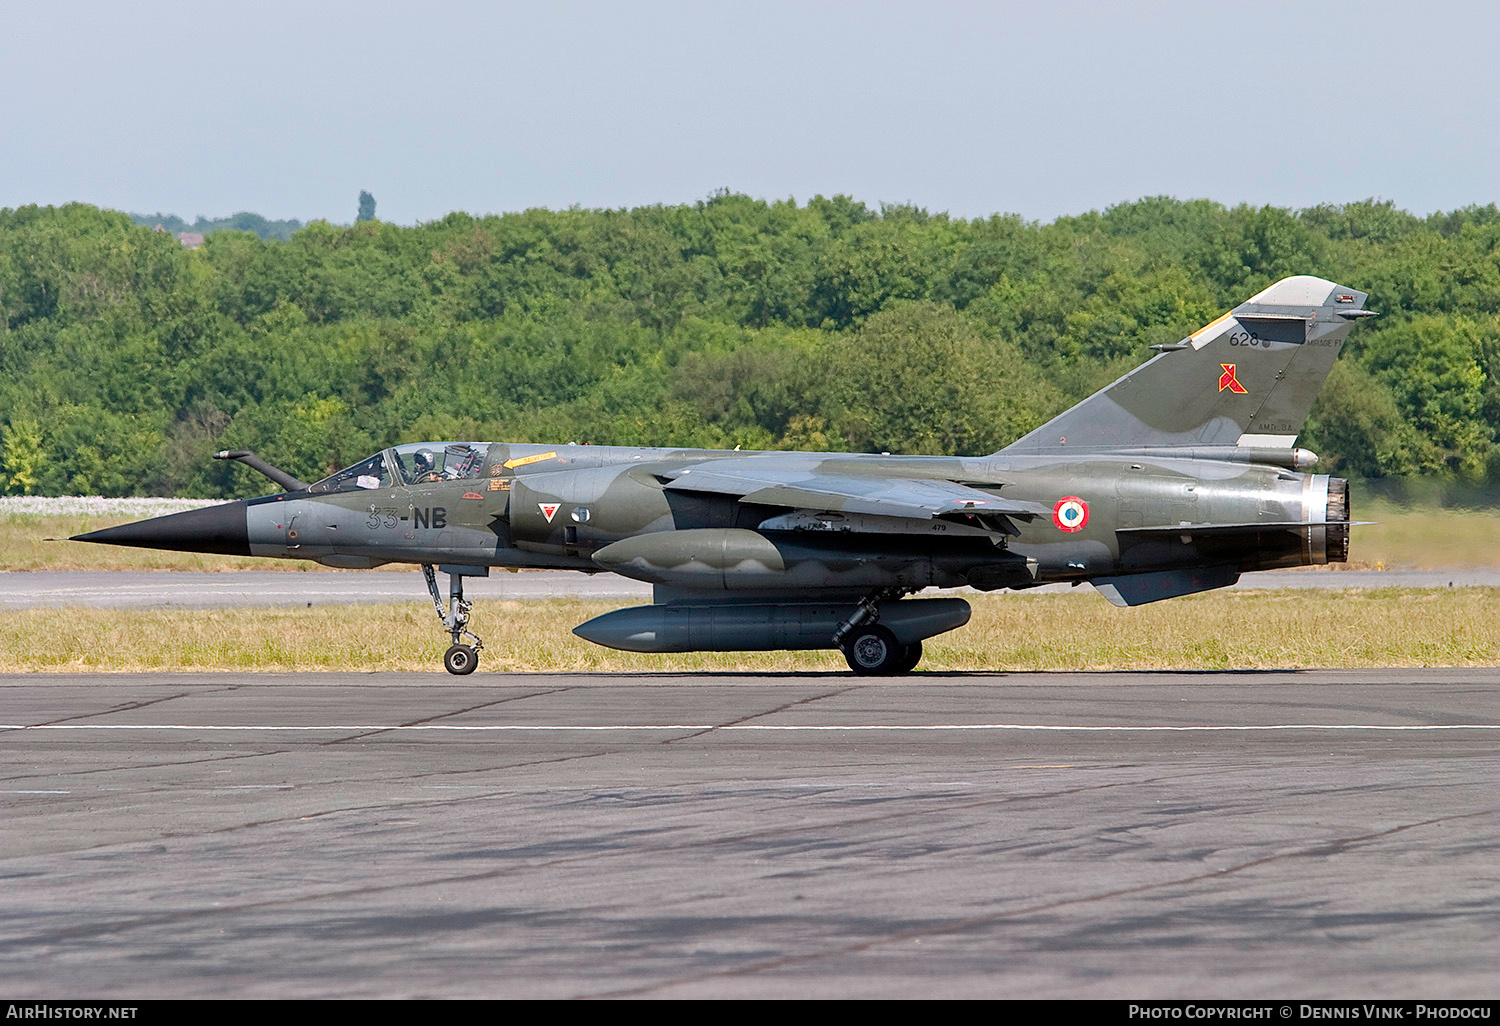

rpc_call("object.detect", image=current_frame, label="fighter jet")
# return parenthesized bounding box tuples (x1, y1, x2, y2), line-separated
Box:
(74, 275, 1374, 675)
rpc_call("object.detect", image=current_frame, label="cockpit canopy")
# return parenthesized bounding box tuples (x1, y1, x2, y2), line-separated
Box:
(308, 442, 491, 494)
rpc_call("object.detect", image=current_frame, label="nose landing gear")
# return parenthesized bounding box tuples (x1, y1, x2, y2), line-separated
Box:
(423, 563, 487, 674)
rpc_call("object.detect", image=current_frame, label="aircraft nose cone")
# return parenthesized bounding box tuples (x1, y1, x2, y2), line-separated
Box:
(71, 501, 251, 556)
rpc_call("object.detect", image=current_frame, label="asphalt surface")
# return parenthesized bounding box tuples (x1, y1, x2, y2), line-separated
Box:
(5, 567, 1499, 609)
(2, 669, 1496, 998)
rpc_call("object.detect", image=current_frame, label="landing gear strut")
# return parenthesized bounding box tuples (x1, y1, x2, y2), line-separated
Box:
(833, 588, 919, 676)
(423, 563, 485, 675)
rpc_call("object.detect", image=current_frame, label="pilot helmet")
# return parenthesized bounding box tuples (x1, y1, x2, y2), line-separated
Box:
(414, 449, 435, 472)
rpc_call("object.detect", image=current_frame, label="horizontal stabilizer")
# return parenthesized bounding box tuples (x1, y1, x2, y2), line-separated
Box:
(1091, 566, 1239, 607)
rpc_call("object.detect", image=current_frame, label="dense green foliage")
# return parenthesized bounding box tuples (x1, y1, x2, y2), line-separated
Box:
(3, 195, 1498, 498)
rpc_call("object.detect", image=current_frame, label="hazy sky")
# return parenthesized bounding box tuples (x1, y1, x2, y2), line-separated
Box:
(3, 0, 1496, 225)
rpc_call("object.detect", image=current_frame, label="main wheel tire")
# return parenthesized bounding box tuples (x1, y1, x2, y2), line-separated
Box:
(443, 644, 478, 675)
(842, 625, 902, 675)
(895, 640, 923, 674)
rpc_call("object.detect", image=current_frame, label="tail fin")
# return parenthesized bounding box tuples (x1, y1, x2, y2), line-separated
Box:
(999, 276, 1372, 455)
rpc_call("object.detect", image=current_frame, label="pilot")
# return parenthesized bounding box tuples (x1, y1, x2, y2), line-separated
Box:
(412, 449, 443, 483)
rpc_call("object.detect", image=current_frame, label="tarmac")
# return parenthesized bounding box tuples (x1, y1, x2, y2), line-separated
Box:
(2, 668, 1496, 998)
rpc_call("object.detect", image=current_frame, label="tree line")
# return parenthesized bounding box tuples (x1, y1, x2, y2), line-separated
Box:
(1, 194, 1496, 498)
(127, 211, 305, 242)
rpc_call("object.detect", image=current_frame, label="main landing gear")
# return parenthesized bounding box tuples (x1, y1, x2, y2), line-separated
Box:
(832, 588, 922, 676)
(423, 564, 485, 675)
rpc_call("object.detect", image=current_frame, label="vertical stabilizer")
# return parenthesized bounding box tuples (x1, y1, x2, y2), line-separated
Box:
(999, 276, 1371, 455)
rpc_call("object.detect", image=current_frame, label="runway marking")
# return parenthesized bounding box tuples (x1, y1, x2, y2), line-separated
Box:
(3, 722, 1498, 733)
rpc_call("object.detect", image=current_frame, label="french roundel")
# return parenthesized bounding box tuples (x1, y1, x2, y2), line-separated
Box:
(1052, 496, 1089, 533)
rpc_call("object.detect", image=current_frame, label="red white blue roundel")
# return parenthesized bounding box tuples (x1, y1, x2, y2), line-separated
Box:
(1052, 496, 1089, 533)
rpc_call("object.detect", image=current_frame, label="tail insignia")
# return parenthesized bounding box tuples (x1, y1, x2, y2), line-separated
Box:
(1217, 363, 1247, 394)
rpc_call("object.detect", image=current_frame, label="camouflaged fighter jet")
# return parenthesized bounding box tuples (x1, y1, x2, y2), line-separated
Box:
(73, 275, 1374, 675)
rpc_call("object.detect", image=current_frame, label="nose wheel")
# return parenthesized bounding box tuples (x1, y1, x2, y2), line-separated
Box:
(443, 643, 478, 675)
(423, 564, 485, 674)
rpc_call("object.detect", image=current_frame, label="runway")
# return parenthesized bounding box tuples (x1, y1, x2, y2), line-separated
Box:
(2, 669, 1496, 998)
(5, 567, 1499, 609)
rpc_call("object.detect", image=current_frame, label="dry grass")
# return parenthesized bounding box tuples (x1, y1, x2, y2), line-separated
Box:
(3, 588, 1495, 673)
(1348, 499, 1500, 571)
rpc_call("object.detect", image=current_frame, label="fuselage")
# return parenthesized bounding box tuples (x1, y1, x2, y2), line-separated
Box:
(232, 441, 1348, 592)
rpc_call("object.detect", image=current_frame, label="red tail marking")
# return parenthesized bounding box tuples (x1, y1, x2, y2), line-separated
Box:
(1218, 363, 1247, 393)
